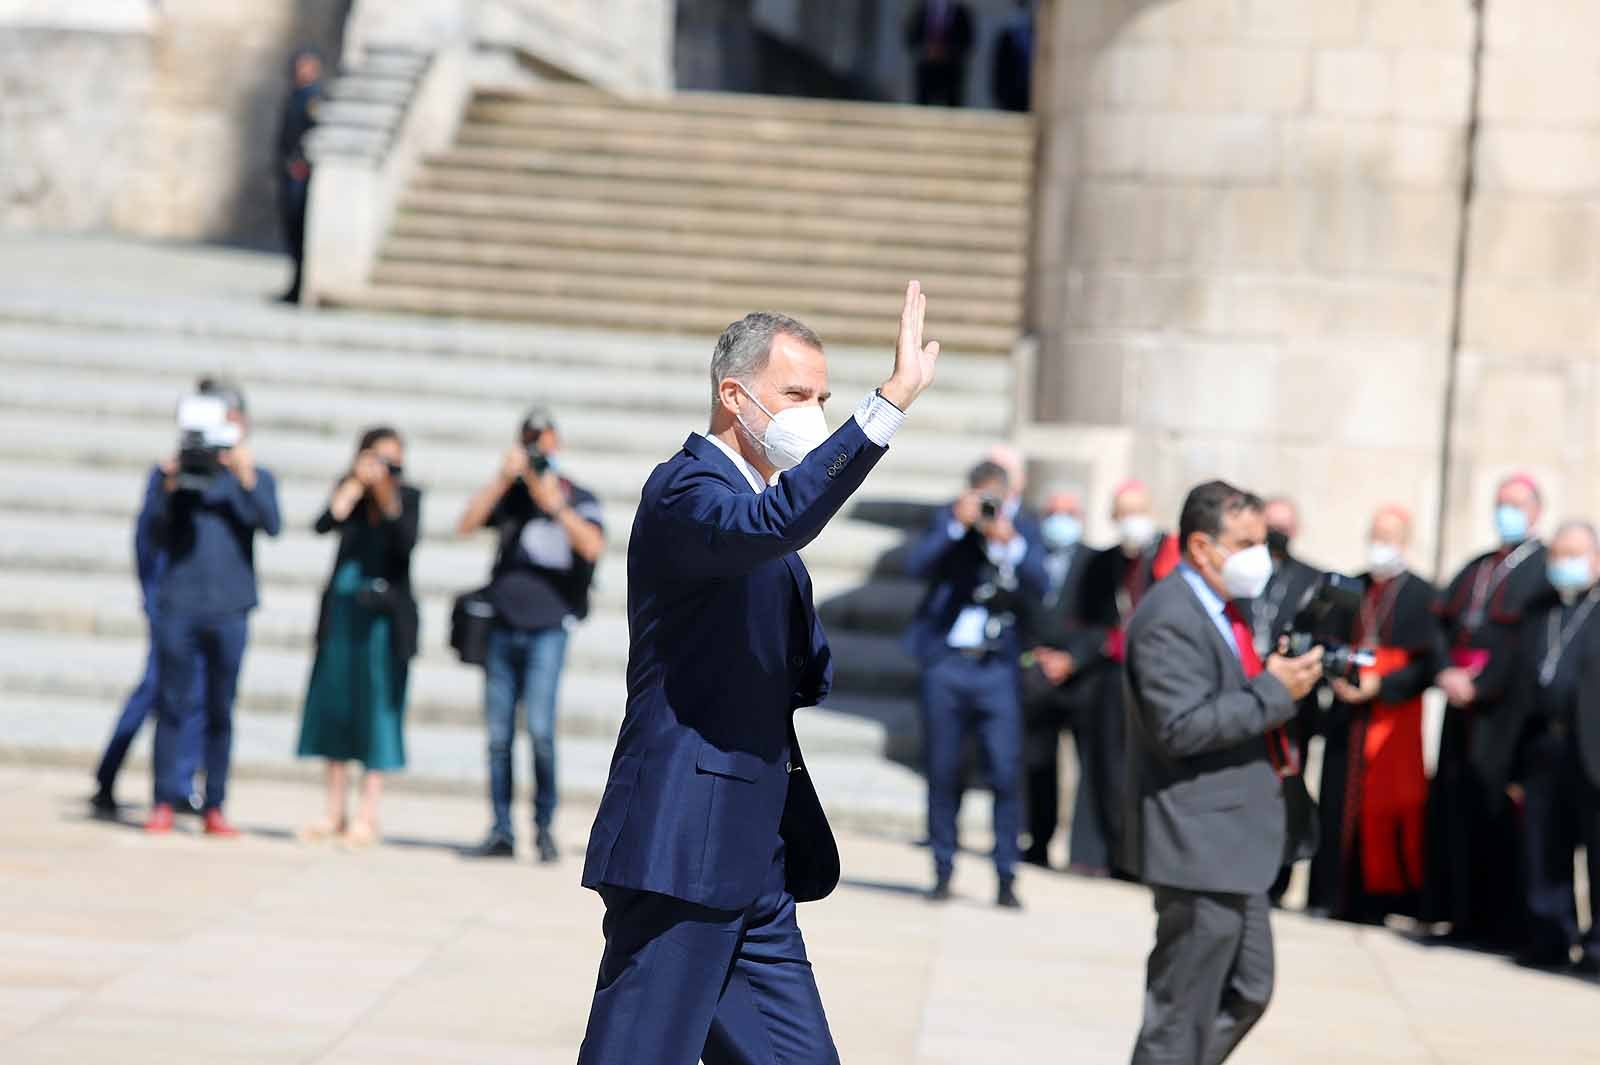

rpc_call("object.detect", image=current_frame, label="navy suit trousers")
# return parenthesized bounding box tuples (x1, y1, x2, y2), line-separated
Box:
(96, 610, 205, 796)
(921, 652, 1023, 880)
(578, 844, 839, 1065)
(152, 611, 249, 809)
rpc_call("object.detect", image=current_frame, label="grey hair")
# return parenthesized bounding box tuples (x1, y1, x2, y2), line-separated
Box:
(709, 312, 823, 408)
(1554, 519, 1600, 549)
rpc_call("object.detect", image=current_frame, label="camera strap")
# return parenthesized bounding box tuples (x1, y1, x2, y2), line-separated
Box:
(1538, 588, 1600, 687)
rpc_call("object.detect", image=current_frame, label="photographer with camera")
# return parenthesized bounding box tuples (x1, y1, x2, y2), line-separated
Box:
(1123, 481, 1323, 1065)
(295, 427, 421, 849)
(144, 380, 281, 836)
(1304, 505, 1440, 922)
(905, 459, 1047, 908)
(457, 407, 604, 863)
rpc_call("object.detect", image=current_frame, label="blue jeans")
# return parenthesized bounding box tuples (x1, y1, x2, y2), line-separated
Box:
(921, 652, 1023, 880)
(95, 611, 205, 796)
(152, 611, 249, 810)
(485, 624, 570, 839)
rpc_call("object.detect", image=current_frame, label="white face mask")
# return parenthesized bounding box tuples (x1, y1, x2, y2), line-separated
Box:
(736, 383, 829, 471)
(1367, 542, 1406, 580)
(1119, 514, 1157, 551)
(1220, 542, 1273, 600)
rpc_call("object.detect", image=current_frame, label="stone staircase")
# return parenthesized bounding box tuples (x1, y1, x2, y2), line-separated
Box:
(0, 263, 1009, 835)
(332, 85, 1033, 354)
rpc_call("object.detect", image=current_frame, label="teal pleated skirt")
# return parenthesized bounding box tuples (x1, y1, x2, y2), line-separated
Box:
(297, 561, 408, 770)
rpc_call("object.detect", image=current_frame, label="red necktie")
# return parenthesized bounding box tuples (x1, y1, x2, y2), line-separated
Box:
(1224, 603, 1299, 777)
(1223, 603, 1262, 678)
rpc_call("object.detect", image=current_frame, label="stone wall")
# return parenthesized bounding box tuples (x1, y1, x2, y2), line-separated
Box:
(1, 1, 351, 246)
(1445, 1, 1600, 565)
(1030, 0, 1478, 574)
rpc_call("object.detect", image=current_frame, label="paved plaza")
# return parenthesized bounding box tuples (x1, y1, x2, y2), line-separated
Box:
(0, 764, 1594, 1065)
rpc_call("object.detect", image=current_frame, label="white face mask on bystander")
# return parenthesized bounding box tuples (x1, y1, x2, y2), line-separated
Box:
(736, 383, 829, 471)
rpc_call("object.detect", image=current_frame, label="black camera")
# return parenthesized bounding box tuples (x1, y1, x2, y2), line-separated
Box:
(525, 443, 551, 476)
(1282, 573, 1377, 684)
(174, 393, 241, 492)
(978, 494, 1000, 521)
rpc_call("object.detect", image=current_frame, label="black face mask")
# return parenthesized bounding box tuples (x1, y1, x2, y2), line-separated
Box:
(1266, 529, 1291, 558)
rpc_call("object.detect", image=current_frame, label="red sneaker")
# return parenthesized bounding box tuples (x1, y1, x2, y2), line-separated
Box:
(144, 804, 175, 834)
(202, 809, 240, 838)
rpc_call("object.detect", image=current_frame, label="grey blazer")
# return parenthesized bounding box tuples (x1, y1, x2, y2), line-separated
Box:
(1119, 572, 1298, 895)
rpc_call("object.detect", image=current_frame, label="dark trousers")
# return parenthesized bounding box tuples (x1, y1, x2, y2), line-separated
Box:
(280, 176, 309, 300)
(95, 611, 204, 796)
(1021, 677, 1076, 863)
(152, 611, 249, 810)
(914, 60, 965, 106)
(578, 845, 838, 1065)
(483, 624, 570, 839)
(1071, 667, 1127, 871)
(922, 652, 1022, 880)
(1132, 888, 1275, 1065)
(1518, 727, 1600, 965)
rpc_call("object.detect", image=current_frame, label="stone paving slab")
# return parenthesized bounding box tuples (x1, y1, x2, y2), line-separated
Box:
(0, 766, 1594, 1065)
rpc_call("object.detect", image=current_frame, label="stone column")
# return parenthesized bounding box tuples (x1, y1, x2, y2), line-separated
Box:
(1027, 0, 1473, 572)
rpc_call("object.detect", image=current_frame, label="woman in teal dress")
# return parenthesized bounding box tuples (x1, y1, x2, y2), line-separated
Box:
(297, 427, 421, 847)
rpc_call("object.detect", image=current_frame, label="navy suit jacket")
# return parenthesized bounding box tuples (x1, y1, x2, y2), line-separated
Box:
(581, 418, 888, 911)
(902, 504, 1048, 665)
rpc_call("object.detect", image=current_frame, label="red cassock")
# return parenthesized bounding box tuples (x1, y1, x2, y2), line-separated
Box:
(1347, 646, 1427, 897)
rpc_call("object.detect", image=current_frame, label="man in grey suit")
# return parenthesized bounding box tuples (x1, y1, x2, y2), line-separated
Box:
(1123, 481, 1323, 1065)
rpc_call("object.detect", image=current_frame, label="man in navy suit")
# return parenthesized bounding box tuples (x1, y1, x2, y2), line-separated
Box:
(905, 460, 1048, 907)
(578, 283, 941, 1065)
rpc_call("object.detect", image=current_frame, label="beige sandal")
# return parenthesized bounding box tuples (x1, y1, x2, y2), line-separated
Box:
(297, 816, 346, 844)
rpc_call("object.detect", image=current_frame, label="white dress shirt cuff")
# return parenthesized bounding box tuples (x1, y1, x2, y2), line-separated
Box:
(853, 390, 906, 448)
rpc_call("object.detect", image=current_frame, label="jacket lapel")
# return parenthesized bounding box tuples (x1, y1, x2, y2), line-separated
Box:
(1175, 574, 1247, 683)
(681, 433, 758, 495)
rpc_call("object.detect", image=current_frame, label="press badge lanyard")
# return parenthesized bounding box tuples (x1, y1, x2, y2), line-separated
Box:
(1538, 588, 1600, 687)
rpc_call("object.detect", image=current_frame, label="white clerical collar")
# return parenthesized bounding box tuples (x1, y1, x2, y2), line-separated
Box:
(700, 431, 768, 493)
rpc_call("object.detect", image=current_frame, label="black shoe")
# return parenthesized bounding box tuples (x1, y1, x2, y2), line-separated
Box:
(463, 835, 515, 859)
(1021, 848, 1052, 869)
(997, 877, 1023, 910)
(1513, 949, 1571, 972)
(535, 829, 559, 864)
(89, 789, 119, 820)
(929, 874, 952, 902)
(176, 795, 204, 818)
(1575, 954, 1600, 978)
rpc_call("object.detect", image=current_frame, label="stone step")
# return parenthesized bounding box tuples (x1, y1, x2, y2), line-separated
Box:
(0, 490, 926, 604)
(452, 120, 1032, 180)
(0, 409, 977, 517)
(0, 356, 1011, 466)
(376, 239, 1025, 304)
(0, 564, 923, 669)
(0, 628, 915, 753)
(411, 165, 1028, 231)
(386, 213, 1027, 278)
(395, 189, 1026, 256)
(475, 85, 1033, 136)
(317, 98, 405, 132)
(361, 50, 430, 79)
(0, 694, 971, 837)
(0, 307, 1015, 397)
(327, 73, 418, 106)
(428, 146, 1027, 208)
(340, 285, 1019, 353)
(367, 260, 1020, 329)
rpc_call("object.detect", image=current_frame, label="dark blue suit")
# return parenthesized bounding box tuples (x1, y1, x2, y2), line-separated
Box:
(904, 507, 1047, 881)
(94, 467, 203, 799)
(579, 418, 887, 1065)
